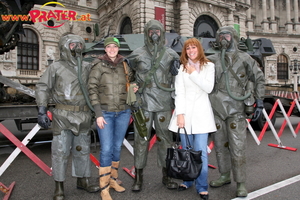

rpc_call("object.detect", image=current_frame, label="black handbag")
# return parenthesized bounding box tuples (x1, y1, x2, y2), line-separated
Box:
(165, 127, 202, 181)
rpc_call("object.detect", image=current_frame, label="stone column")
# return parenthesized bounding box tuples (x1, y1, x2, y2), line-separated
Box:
(294, 0, 300, 32)
(227, 9, 234, 27)
(261, 0, 269, 31)
(270, 0, 277, 32)
(246, 0, 253, 32)
(286, 0, 293, 33)
(179, 0, 190, 36)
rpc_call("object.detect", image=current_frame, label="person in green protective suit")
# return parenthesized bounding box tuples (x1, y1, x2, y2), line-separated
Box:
(126, 19, 180, 192)
(207, 26, 265, 197)
(35, 34, 99, 200)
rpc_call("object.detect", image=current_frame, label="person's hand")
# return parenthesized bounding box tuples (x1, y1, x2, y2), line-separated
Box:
(38, 106, 51, 129)
(131, 83, 139, 93)
(185, 63, 196, 74)
(177, 114, 185, 128)
(96, 117, 107, 129)
(252, 99, 264, 121)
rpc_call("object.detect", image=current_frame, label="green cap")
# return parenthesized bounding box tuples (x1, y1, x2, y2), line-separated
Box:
(104, 37, 120, 47)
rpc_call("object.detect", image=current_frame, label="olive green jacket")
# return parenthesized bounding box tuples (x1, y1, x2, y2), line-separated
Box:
(88, 54, 134, 118)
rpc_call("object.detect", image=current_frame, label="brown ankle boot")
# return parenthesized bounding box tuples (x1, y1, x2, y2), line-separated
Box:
(110, 161, 125, 192)
(99, 166, 112, 200)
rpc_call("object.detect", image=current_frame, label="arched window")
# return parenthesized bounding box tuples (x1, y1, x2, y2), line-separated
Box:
(194, 15, 219, 38)
(120, 17, 132, 34)
(277, 54, 288, 80)
(17, 29, 39, 70)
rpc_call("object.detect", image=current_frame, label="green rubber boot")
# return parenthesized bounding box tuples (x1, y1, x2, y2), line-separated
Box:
(209, 172, 231, 188)
(236, 182, 248, 197)
(162, 167, 178, 190)
(132, 168, 143, 192)
(53, 181, 64, 200)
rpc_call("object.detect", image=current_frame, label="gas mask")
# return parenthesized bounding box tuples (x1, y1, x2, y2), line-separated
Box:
(70, 42, 83, 57)
(219, 32, 232, 50)
(149, 29, 160, 44)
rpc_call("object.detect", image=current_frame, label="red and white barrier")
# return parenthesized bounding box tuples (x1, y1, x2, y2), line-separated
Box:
(0, 181, 15, 200)
(247, 119, 261, 145)
(0, 124, 44, 176)
(255, 98, 299, 151)
(122, 135, 157, 178)
(270, 91, 300, 101)
(0, 123, 52, 176)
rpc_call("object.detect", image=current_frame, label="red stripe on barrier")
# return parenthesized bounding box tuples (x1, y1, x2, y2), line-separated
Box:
(90, 154, 100, 168)
(208, 141, 214, 151)
(277, 101, 296, 137)
(122, 166, 135, 178)
(295, 123, 300, 135)
(148, 134, 157, 151)
(258, 100, 278, 141)
(208, 164, 217, 169)
(268, 143, 297, 151)
(0, 123, 52, 176)
(0, 181, 15, 200)
(123, 134, 157, 178)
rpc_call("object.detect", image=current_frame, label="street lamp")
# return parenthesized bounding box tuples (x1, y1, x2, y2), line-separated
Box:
(289, 59, 300, 91)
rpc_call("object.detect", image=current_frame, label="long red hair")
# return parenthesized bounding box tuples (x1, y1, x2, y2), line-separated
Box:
(180, 38, 209, 70)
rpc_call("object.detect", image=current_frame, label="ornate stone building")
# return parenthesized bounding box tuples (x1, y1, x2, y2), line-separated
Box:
(0, 0, 299, 89)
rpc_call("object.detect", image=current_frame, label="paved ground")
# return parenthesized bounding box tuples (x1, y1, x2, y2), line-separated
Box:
(0, 116, 300, 200)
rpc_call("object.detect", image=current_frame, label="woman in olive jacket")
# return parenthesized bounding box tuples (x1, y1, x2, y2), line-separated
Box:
(88, 37, 136, 200)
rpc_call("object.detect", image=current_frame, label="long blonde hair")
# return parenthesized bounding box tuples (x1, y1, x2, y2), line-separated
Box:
(180, 38, 209, 70)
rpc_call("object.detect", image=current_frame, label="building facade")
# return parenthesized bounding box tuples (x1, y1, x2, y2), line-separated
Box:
(0, 0, 299, 90)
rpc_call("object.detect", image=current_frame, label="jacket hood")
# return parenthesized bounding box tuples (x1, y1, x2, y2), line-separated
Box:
(99, 54, 124, 67)
(58, 34, 85, 66)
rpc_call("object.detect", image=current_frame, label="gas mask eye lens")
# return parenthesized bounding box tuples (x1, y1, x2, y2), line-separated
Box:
(69, 42, 82, 57)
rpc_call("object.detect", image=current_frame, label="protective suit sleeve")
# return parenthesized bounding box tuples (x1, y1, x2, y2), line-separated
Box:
(248, 57, 265, 100)
(126, 50, 140, 71)
(35, 64, 56, 107)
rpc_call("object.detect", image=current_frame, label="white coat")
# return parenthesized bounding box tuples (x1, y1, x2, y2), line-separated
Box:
(168, 62, 217, 134)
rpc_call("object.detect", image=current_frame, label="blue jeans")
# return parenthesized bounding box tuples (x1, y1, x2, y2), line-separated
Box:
(180, 133, 209, 193)
(97, 109, 131, 167)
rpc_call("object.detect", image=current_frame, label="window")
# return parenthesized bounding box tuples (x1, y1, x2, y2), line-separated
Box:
(120, 17, 132, 34)
(194, 15, 219, 38)
(17, 29, 39, 70)
(277, 54, 288, 80)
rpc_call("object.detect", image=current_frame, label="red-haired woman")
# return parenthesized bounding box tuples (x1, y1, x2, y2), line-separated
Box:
(169, 38, 216, 200)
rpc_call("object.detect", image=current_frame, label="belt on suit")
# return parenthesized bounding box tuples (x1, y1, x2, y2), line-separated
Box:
(55, 104, 89, 112)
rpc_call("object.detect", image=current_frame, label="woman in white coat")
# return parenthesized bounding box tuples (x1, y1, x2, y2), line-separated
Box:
(169, 38, 216, 200)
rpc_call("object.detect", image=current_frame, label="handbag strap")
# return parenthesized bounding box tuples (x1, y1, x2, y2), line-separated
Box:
(176, 127, 192, 149)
